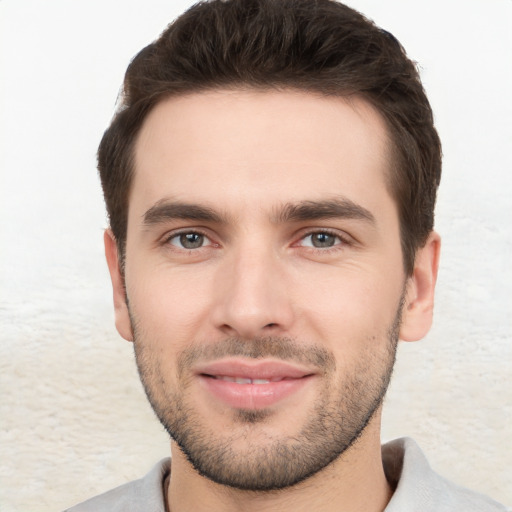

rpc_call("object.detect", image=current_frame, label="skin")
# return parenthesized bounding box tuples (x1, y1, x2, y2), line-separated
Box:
(105, 89, 440, 512)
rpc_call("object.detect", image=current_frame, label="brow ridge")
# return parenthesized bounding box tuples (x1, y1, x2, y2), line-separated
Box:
(274, 198, 375, 224)
(142, 197, 375, 227)
(143, 200, 225, 225)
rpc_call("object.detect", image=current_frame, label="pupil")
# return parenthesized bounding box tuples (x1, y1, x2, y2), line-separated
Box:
(312, 233, 334, 248)
(180, 233, 203, 249)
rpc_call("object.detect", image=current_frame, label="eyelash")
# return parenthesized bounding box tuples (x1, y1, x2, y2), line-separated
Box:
(296, 229, 351, 253)
(162, 229, 215, 250)
(161, 228, 351, 253)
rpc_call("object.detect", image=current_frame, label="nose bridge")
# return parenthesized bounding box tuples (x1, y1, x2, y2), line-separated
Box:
(212, 240, 292, 338)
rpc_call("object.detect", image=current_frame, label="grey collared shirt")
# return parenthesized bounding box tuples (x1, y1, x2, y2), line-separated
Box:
(64, 438, 508, 511)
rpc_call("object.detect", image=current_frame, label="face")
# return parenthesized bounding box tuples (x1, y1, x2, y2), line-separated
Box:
(106, 90, 436, 490)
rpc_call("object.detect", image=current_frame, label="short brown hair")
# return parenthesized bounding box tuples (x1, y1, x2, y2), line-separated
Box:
(98, 0, 441, 275)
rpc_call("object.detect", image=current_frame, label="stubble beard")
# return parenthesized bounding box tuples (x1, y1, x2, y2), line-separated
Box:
(131, 305, 402, 492)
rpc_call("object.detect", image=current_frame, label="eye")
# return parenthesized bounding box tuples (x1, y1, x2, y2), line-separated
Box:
(299, 231, 343, 249)
(168, 232, 212, 249)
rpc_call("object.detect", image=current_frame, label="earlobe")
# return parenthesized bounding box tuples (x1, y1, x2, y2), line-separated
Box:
(104, 229, 134, 342)
(399, 231, 441, 342)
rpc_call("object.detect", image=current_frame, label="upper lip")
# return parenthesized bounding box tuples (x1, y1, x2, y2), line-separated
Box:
(194, 358, 316, 380)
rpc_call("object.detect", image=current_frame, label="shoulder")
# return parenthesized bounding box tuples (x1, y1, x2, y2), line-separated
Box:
(63, 458, 171, 512)
(383, 438, 508, 512)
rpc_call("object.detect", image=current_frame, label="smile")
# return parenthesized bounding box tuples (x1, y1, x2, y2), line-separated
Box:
(195, 359, 316, 409)
(210, 375, 296, 384)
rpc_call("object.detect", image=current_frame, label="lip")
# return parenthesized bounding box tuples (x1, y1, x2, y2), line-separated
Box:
(195, 359, 316, 410)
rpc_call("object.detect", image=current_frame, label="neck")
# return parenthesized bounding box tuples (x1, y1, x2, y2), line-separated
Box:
(167, 415, 392, 512)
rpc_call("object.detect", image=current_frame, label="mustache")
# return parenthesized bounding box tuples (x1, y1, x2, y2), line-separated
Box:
(177, 337, 336, 375)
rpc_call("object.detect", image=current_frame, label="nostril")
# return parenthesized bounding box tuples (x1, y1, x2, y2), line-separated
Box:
(265, 323, 277, 328)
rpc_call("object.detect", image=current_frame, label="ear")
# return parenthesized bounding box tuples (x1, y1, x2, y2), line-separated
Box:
(400, 231, 441, 342)
(104, 229, 133, 342)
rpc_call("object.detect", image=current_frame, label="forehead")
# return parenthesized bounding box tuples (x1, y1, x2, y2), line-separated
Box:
(130, 89, 394, 222)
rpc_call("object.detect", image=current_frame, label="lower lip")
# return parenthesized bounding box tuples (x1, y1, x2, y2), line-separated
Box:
(198, 375, 313, 409)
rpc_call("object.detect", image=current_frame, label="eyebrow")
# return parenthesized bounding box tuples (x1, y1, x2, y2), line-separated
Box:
(142, 197, 375, 227)
(273, 198, 376, 224)
(143, 200, 226, 226)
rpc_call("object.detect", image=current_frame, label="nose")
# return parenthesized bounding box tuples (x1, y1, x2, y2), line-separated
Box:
(211, 245, 294, 339)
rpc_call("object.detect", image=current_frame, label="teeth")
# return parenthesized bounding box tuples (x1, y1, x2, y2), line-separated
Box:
(234, 377, 252, 384)
(215, 376, 273, 384)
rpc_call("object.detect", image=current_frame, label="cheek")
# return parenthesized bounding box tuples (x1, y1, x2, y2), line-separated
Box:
(293, 265, 402, 351)
(126, 265, 214, 343)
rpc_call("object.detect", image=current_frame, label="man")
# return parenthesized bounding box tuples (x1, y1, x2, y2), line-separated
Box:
(66, 0, 507, 510)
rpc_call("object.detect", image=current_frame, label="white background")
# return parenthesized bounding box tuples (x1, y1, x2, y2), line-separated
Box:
(0, 1, 511, 510)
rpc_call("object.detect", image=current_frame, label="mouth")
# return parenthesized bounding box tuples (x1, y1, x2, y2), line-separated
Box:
(195, 359, 316, 410)
(209, 375, 298, 384)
